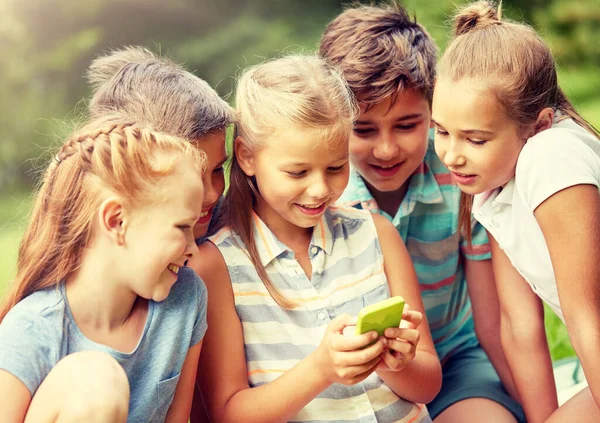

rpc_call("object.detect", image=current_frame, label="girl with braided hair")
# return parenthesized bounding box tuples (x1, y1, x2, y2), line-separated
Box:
(0, 116, 209, 423)
(432, 1, 600, 421)
(87, 46, 234, 240)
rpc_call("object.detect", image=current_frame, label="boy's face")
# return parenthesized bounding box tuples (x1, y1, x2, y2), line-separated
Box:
(193, 130, 227, 239)
(350, 89, 431, 197)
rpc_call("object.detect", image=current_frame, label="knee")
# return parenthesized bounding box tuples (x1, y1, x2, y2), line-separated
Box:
(55, 351, 130, 421)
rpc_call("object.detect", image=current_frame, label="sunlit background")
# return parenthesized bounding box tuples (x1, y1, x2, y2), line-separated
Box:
(1, 0, 599, 359)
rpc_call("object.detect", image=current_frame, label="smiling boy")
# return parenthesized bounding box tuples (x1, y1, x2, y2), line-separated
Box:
(320, 3, 525, 422)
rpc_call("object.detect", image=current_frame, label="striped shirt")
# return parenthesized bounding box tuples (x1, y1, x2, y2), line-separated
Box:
(339, 136, 491, 362)
(210, 206, 431, 423)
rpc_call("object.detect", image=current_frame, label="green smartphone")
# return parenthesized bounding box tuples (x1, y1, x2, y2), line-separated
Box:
(355, 296, 405, 336)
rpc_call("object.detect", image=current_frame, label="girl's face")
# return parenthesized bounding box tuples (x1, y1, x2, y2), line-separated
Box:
(123, 162, 204, 301)
(239, 127, 350, 235)
(193, 130, 227, 239)
(432, 77, 526, 195)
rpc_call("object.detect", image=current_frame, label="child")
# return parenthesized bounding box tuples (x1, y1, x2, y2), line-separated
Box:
(320, 3, 525, 422)
(0, 117, 208, 422)
(431, 2, 600, 422)
(87, 46, 234, 240)
(191, 55, 442, 423)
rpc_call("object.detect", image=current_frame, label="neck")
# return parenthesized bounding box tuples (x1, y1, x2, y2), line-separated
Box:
(254, 200, 313, 251)
(65, 246, 139, 331)
(366, 177, 411, 217)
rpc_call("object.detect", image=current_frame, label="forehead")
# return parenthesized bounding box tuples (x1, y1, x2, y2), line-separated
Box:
(261, 126, 348, 163)
(150, 164, 204, 215)
(358, 89, 430, 122)
(432, 78, 504, 127)
(194, 130, 227, 165)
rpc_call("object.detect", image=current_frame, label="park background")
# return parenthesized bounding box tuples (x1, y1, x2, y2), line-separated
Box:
(1, 0, 599, 360)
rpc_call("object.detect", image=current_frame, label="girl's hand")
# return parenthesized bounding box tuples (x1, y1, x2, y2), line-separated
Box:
(313, 313, 385, 386)
(377, 306, 422, 373)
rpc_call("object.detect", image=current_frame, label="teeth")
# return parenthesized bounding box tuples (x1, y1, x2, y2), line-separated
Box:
(199, 210, 209, 218)
(375, 163, 398, 169)
(168, 264, 179, 274)
(301, 203, 323, 209)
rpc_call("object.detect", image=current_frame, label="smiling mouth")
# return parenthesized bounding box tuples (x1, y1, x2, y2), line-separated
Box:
(167, 264, 180, 274)
(453, 171, 475, 177)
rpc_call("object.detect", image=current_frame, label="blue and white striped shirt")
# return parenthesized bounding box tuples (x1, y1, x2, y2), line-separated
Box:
(210, 206, 430, 423)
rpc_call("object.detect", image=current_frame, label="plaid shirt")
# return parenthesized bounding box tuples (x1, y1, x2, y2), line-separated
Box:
(339, 136, 491, 361)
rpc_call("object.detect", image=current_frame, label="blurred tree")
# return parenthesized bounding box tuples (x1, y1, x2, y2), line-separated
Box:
(0, 0, 597, 191)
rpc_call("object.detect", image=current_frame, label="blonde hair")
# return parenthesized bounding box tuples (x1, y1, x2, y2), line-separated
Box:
(0, 116, 206, 322)
(88, 46, 234, 140)
(320, 1, 438, 107)
(224, 55, 357, 309)
(439, 1, 600, 242)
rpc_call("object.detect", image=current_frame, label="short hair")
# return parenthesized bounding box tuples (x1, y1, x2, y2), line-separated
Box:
(88, 46, 234, 140)
(320, 2, 438, 107)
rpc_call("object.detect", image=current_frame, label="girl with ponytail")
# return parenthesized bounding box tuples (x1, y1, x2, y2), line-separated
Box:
(432, 2, 600, 421)
(0, 116, 209, 423)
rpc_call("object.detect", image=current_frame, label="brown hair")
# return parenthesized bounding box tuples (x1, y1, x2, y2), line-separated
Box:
(88, 46, 234, 140)
(224, 55, 357, 309)
(319, 1, 438, 108)
(0, 116, 206, 322)
(439, 1, 600, 242)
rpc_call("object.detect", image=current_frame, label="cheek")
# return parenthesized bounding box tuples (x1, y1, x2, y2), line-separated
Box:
(349, 138, 371, 160)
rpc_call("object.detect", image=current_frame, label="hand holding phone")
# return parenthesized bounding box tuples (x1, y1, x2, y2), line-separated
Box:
(355, 296, 405, 337)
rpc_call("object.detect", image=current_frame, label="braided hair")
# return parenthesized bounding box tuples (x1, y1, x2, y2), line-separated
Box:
(0, 115, 205, 321)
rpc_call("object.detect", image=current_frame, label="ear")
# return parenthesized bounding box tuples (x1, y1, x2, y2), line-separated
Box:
(235, 136, 256, 177)
(533, 107, 554, 135)
(98, 197, 127, 246)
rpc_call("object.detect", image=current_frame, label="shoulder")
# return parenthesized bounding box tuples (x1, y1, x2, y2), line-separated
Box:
(2, 287, 65, 328)
(328, 204, 373, 222)
(338, 168, 370, 207)
(518, 121, 600, 175)
(0, 289, 64, 394)
(167, 266, 207, 308)
(516, 121, 600, 209)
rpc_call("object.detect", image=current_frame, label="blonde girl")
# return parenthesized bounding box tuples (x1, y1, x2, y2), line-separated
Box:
(88, 46, 234, 239)
(0, 117, 208, 423)
(432, 2, 600, 422)
(192, 55, 442, 423)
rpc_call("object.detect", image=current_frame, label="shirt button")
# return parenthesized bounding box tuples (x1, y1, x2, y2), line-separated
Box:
(318, 312, 326, 320)
(310, 246, 318, 255)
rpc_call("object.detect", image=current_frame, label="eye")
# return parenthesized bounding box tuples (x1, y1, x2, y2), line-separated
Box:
(286, 170, 306, 178)
(177, 224, 192, 231)
(213, 166, 224, 174)
(327, 163, 347, 173)
(468, 139, 488, 146)
(435, 128, 449, 137)
(395, 123, 417, 131)
(353, 127, 374, 136)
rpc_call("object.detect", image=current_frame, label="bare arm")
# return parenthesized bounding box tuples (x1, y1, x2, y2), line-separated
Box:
(0, 370, 30, 423)
(489, 232, 557, 423)
(165, 341, 202, 423)
(192, 241, 386, 423)
(372, 213, 442, 404)
(464, 258, 519, 400)
(534, 184, 600, 409)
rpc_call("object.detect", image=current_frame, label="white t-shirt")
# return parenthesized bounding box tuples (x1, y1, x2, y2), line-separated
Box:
(473, 118, 600, 321)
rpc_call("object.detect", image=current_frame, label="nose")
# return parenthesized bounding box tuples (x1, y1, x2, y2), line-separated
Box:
(306, 173, 330, 199)
(373, 136, 399, 161)
(202, 174, 219, 208)
(442, 140, 466, 168)
(184, 234, 199, 259)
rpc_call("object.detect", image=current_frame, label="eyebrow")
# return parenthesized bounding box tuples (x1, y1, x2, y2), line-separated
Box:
(280, 154, 349, 167)
(431, 119, 494, 136)
(356, 113, 423, 125)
